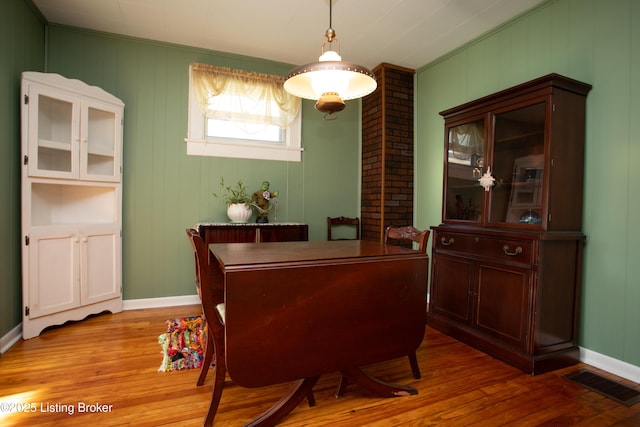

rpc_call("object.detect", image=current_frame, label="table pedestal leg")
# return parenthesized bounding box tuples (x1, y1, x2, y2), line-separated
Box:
(243, 376, 319, 427)
(340, 367, 417, 398)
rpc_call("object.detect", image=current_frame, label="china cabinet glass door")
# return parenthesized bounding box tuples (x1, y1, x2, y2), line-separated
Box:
(81, 101, 120, 181)
(488, 102, 546, 227)
(30, 91, 80, 178)
(444, 118, 485, 223)
(28, 88, 120, 182)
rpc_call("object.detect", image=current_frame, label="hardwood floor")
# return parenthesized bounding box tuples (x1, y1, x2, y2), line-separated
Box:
(1, 305, 639, 426)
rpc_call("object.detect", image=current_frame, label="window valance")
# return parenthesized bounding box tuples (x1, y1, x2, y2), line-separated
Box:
(190, 63, 300, 131)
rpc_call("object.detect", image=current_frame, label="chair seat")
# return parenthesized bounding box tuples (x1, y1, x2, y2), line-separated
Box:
(216, 303, 226, 324)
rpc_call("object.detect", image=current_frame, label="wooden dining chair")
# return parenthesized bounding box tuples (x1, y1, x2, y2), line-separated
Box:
(385, 225, 430, 254)
(186, 228, 227, 425)
(327, 216, 360, 240)
(384, 225, 430, 379)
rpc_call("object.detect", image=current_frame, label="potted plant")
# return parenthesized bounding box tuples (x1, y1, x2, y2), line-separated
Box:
(213, 178, 252, 223)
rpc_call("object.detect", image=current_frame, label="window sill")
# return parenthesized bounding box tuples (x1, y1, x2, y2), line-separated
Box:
(185, 139, 303, 162)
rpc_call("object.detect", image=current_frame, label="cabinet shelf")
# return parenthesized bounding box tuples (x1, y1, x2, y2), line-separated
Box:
(494, 129, 544, 144)
(509, 179, 541, 186)
(88, 147, 114, 156)
(38, 139, 72, 151)
(449, 184, 481, 190)
(30, 182, 117, 226)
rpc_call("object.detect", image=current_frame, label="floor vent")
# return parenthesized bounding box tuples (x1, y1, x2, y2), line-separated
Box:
(564, 369, 640, 406)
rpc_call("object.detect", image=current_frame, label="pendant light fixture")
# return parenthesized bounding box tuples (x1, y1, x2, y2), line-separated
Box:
(283, 0, 377, 117)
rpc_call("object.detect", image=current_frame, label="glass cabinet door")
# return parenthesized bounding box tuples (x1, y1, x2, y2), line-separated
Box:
(444, 119, 485, 223)
(80, 101, 121, 181)
(488, 102, 546, 226)
(29, 91, 80, 179)
(27, 86, 121, 182)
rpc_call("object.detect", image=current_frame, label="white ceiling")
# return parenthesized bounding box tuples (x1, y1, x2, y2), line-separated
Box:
(32, 0, 544, 70)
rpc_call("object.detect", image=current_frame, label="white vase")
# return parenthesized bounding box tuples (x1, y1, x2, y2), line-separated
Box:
(226, 203, 252, 223)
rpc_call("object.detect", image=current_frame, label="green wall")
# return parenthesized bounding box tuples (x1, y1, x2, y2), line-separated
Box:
(43, 25, 362, 300)
(0, 0, 45, 341)
(415, 0, 640, 367)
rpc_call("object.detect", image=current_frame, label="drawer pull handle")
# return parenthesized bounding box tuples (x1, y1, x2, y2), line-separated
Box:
(441, 237, 454, 246)
(503, 245, 523, 256)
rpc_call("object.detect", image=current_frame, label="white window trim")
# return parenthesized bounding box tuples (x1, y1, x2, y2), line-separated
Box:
(185, 66, 303, 162)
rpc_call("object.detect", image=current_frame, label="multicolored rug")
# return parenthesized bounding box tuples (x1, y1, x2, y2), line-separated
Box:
(158, 316, 206, 372)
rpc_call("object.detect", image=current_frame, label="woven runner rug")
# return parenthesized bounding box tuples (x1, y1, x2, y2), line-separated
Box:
(158, 316, 205, 372)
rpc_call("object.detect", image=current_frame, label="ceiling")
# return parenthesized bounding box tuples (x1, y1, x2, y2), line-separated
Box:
(32, 0, 545, 70)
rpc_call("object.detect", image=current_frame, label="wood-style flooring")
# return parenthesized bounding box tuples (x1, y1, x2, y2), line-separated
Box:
(1, 305, 639, 426)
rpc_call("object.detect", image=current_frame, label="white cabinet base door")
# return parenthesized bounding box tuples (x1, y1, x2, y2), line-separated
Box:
(22, 229, 122, 339)
(26, 231, 79, 319)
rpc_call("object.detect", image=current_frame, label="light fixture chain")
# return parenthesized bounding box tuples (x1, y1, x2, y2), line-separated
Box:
(329, 0, 332, 29)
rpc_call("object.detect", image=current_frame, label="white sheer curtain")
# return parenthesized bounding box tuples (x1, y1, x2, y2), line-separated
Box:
(190, 63, 300, 133)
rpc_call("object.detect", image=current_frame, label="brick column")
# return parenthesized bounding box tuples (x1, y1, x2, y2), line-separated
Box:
(361, 63, 415, 242)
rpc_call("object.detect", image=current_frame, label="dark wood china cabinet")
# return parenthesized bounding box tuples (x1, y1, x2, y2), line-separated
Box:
(428, 74, 591, 375)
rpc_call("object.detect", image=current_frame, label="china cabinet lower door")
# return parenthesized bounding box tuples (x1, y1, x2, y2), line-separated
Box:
(429, 255, 473, 324)
(22, 229, 122, 339)
(82, 229, 121, 305)
(474, 263, 530, 351)
(429, 255, 531, 356)
(26, 231, 80, 319)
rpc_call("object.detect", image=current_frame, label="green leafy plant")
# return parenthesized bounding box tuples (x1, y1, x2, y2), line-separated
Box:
(213, 178, 250, 206)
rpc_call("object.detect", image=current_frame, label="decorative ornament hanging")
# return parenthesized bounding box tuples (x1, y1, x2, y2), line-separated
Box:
(478, 166, 496, 191)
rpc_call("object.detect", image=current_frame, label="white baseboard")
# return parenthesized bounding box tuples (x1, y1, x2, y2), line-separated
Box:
(0, 323, 23, 354)
(122, 294, 200, 310)
(580, 346, 640, 383)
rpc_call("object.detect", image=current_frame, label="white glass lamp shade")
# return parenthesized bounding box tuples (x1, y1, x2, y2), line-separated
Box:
(284, 51, 377, 102)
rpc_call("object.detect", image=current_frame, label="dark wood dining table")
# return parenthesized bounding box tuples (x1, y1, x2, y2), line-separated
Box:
(208, 239, 429, 426)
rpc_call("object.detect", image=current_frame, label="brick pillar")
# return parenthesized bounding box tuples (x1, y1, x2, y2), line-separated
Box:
(361, 63, 415, 243)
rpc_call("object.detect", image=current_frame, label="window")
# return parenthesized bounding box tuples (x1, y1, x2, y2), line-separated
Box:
(186, 63, 302, 162)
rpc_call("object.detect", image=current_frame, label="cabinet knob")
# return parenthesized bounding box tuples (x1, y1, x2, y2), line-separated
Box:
(503, 245, 523, 256)
(441, 237, 454, 246)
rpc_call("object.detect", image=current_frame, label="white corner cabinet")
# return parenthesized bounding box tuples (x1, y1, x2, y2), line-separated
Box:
(21, 72, 124, 339)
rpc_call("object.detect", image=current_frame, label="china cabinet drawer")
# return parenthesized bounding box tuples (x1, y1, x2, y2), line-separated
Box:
(434, 231, 534, 264)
